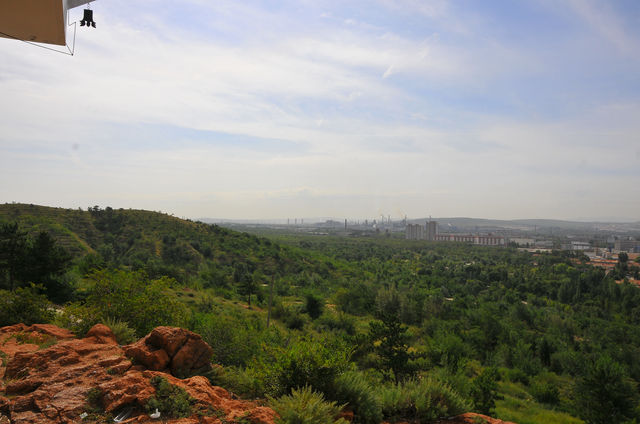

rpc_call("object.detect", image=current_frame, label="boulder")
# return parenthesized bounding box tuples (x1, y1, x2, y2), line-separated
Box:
(124, 326, 213, 376)
(148, 326, 190, 356)
(85, 324, 117, 345)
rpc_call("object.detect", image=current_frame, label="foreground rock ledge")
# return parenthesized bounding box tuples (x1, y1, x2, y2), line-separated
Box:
(0, 324, 277, 424)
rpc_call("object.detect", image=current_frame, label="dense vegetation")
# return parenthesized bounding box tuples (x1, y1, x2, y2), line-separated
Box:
(1, 203, 639, 424)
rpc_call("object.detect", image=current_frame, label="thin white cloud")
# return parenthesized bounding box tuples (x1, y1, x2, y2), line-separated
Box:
(566, 0, 639, 57)
(1, 0, 639, 220)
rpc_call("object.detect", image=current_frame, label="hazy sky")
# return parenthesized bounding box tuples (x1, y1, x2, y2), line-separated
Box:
(1, 0, 639, 221)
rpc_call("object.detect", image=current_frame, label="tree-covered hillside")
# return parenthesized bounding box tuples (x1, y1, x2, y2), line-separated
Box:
(0, 203, 336, 291)
(1, 203, 639, 424)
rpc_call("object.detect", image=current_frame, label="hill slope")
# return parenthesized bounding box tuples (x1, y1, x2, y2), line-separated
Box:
(0, 203, 333, 285)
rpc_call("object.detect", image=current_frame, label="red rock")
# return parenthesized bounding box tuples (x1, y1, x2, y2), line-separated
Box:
(5, 378, 43, 395)
(247, 407, 279, 424)
(85, 324, 117, 345)
(0, 323, 276, 424)
(124, 327, 213, 377)
(27, 324, 74, 340)
(148, 326, 190, 356)
(0, 324, 29, 334)
(124, 341, 171, 371)
(171, 335, 214, 375)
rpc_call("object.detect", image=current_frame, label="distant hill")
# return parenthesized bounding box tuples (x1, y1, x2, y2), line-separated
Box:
(0, 203, 331, 284)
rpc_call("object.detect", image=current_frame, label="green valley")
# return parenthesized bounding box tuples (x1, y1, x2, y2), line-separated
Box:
(1, 203, 639, 424)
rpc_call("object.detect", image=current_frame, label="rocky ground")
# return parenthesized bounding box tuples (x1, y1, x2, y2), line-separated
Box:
(0, 323, 514, 424)
(0, 324, 276, 424)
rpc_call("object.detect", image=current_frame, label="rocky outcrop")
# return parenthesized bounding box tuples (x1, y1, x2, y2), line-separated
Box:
(123, 326, 214, 376)
(0, 324, 276, 424)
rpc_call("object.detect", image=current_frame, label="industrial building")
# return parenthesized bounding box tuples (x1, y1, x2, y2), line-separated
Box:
(405, 220, 505, 246)
(615, 238, 640, 252)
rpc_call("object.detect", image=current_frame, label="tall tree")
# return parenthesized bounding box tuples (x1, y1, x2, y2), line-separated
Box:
(0, 222, 28, 290)
(575, 356, 637, 424)
(23, 231, 72, 302)
(369, 288, 412, 381)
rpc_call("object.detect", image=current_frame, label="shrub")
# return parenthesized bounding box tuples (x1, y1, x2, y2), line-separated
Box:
(0, 285, 54, 326)
(332, 371, 382, 424)
(504, 368, 529, 385)
(470, 367, 500, 415)
(429, 332, 469, 373)
(249, 339, 350, 397)
(304, 293, 324, 320)
(379, 377, 470, 422)
(192, 312, 267, 368)
(528, 373, 559, 404)
(146, 376, 194, 419)
(270, 386, 347, 424)
(206, 365, 264, 399)
(52, 302, 97, 336)
(85, 387, 104, 413)
(285, 312, 306, 330)
(103, 317, 137, 345)
(315, 314, 356, 336)
(80, 269, 188, 336)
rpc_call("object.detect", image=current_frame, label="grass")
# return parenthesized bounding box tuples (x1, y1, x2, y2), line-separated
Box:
(495, 382, 583, 424)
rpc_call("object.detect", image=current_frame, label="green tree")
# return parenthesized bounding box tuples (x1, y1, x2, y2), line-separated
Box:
(574, 356, 637, 424)
(22, 231, 72, 302)
(305, 292, 324, 320)
(470, 367, 500, 415)
(368, 288, 412, 381)
(235, 263, 259, 307)
(81, 269, 188, 336)
(0, 222, 28, 290)
(0, 284, 54, 326)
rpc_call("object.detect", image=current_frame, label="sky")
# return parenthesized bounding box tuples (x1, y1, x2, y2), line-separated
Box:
(1, 0, 640, 221)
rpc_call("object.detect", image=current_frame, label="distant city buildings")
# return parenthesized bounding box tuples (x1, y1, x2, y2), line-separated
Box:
(560, 241, 591, 251)
(427, 220, 437, 241)
(405, 224, 424, 240)
(435, 233, 505, 245)
(406, 220, 505, 246)
(615, 238, 640, 253)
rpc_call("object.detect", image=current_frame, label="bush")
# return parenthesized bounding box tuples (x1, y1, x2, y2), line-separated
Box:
(504, 368, 529, 385)
(77, 269, 188, 336)
(428, 332, 468, 373)
(528, 373, 559, 405)
(206, 365, 264, 399)
(192, 312, 265, 367)
(0, 285, 54, 326)
(249, 339, 351, 397)
(315, 314, 356, 336)
(85, 387, 104, 413)
(52, 302, 97, 336)
(285, 313, 306, 330)
(146, 376, 194, 419)
(270, 386, 347, 424)
(103, 317, 137, 345)
(470, 367, 500, 415)
(379, 377, 470, 422)
(332, 371, 382, 424)
(304, 293, 324, 320)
